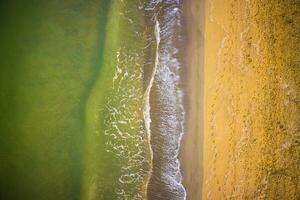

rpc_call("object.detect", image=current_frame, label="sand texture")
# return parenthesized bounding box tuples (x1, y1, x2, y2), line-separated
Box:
(203, 0, 300, 199)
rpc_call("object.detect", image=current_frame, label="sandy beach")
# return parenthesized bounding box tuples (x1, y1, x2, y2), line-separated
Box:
(202, 0, 300, 199)
(180, 0, 204, 200)
(181, 0, 300, 199)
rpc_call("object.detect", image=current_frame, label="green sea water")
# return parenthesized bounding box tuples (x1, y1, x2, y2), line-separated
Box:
(81, 0, 152, 199)
(0, 0, 150, 199)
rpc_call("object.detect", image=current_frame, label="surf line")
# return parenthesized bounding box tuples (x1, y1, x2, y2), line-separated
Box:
(143, 18, 160, 196)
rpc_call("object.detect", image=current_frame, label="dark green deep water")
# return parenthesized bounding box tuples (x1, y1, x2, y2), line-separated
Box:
(0, 1, 110, 199)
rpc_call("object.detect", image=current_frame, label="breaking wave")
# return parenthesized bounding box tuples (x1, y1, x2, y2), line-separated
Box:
(102, 0, 186, 199)
(144, 0, 187, 199)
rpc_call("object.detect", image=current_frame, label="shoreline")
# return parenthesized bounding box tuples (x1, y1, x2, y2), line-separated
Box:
(146, 1, 189, 199)
(180, 0, 204, 199)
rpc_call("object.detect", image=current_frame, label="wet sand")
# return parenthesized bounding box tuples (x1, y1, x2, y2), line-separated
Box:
(180, 0, 204, 200)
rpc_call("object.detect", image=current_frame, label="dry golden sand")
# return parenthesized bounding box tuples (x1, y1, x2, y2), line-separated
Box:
(180, 0, 204, 200)
(203, 0, 300, 199)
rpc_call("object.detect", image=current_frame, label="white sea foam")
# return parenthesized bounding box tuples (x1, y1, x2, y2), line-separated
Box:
(143, 18, 161, 186)
(104, 46, 151, 199)
(102, 1, 186, 199)
(144, 0, 187, 199)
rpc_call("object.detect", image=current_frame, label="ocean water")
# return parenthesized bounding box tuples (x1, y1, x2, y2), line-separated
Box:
(144, 0, 187, 199)
(0, 0, 110, 199)
(0, 0, 186, 199)
(81, 0, 187, 199)
(94, 0, 187, 199)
